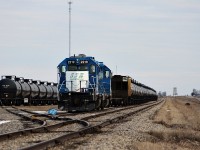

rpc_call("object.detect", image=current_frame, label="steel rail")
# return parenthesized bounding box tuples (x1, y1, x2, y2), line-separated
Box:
(0, 118, 89, 141)
(19, 100, 164, 150)
(0, 107, 89, 142)
(81, 100, 159, 121)
(5, 107, 46, 125)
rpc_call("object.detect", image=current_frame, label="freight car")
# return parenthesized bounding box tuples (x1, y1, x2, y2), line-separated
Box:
(57, 54, 157, 112)
(111, 75, 157, 106)
(0, 75, 58, 106)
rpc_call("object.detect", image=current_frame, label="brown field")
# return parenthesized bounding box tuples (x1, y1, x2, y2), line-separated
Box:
(138, 97, 200, 150)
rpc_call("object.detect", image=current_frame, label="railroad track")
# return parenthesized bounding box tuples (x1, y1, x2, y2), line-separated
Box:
(1, 106, 47, 128)
(0, 107, 89, 147)
(9, 99, 164, 150)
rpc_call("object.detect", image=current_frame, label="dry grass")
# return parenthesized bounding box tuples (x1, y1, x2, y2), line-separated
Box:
(135, 141, 193, 150)
(153, 97, 200, 130)
(145, 129, 200, 150)
(148, 130, 200, 143)
(139, 97, 200, 150)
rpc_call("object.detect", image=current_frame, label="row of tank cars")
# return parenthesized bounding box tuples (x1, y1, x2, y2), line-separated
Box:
(57, 54, 158, 112)
(0, 75, 58, 106)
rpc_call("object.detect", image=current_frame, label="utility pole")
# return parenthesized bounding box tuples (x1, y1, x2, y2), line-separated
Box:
(68, 1, 72, 57)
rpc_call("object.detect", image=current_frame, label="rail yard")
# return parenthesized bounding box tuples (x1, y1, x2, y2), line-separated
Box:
(0, 53, 199, 150)
(1, 0, 199, 149)
(0, 96, 199, 149)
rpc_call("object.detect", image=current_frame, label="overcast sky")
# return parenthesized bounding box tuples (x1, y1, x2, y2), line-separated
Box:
(0, 0, 200, 95)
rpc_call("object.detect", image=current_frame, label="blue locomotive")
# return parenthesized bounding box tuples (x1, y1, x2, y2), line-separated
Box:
(57, 54, 112, 111)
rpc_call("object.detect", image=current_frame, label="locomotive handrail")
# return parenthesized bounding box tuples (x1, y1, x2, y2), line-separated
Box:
(90, 76, 96, 90)
(58, 80, 66, 92)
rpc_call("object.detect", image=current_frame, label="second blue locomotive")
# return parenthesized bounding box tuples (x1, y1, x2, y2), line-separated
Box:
(57, 54, 111, 111)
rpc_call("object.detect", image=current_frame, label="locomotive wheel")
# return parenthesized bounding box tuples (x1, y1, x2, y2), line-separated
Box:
(105, 98, 110, 108)
(100, 100, 104, 110)
(95, 98, 101, 110)
(107, 98, 111, 107)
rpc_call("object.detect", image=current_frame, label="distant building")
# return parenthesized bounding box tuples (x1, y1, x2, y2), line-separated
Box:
(191, 89, 200, 96)
(158, 91, 167, 97)
(173, 87, 177, 96)
(162, 92, 167, 96)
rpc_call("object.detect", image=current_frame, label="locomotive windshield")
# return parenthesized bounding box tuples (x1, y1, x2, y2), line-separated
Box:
(79, 65, 88, 71)
(68, 65, 88, 71)
(68, 65, 77, 71)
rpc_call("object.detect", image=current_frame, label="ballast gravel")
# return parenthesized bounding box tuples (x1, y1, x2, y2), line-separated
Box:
(0, 108, 24, 134)
(54, 101, 166, 150)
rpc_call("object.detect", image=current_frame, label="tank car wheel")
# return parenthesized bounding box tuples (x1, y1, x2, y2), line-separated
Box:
(16, 100, 22, 106)
(34, 101, 38, 106)
(12, 100, 16, 106)
(5, 100, 11, 106)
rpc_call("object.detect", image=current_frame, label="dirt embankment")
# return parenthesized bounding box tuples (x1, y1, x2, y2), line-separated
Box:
(144, 97, 200, 150)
